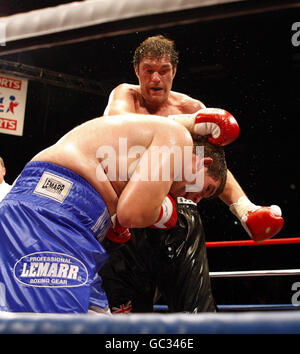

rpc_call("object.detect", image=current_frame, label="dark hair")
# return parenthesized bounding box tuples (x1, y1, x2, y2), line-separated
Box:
(193, 137, 227, 198)
(133, 35, 179, 69)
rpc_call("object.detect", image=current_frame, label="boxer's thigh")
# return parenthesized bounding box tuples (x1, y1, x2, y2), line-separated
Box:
(154, 200, 216, 312)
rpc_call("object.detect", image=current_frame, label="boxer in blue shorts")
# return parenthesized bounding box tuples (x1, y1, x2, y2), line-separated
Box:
(0, 162, 111, 313)
(0, 113, 234, 313)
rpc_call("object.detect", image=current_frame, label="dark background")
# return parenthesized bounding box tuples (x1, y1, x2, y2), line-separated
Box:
(0, 1, 299, 306)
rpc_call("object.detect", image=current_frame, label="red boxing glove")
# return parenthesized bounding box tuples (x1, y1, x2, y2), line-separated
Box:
(194, 108, 240, 146)
(230, 196, 284, 242)
(244, 206, 284, 242)
(151, 194, 178, 229)
(106, 214, 132, 244)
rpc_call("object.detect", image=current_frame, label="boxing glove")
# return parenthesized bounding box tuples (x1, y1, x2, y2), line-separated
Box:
(106, 213, 132, 244)
(229, 196, 284, 242)
(151, 194, 178, 229)
(194, 108, 240, 146)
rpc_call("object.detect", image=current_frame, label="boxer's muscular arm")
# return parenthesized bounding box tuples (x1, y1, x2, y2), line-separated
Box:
(174, 96, 247, 205)
(219, 170, 246, 205)
(117, 149, 172, 228)
(117, 124, 190, 228)
(117, 176, 172, 228)
(104, 84, 246, 205)
(180, 97, 284, 240)
(104, 86, 200, 132)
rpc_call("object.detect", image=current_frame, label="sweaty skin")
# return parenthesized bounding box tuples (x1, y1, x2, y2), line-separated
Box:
(32, 115, 220, 228)
(104, 55, 246, 204)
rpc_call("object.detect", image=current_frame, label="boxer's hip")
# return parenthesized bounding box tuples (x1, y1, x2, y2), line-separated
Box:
(2, 161, 111, 242)
(0, 161, 111, 313)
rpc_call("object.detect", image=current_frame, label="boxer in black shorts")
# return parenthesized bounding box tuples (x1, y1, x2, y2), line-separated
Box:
(101, 197, 215, 312)
(99, 35, 284, 313)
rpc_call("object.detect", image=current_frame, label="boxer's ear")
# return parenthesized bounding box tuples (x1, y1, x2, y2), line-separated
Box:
(194, 156, 213, 171)
(203, 157, 213, 168)
(172, 65, 177, 78)
(134, 65, 139, 78)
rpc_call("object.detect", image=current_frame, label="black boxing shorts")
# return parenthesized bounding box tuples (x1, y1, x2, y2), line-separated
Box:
(100, 197, 216, 313)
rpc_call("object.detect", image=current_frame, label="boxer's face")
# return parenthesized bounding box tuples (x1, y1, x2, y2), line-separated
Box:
(135, 54, 176, 107)
(171, 170, 221, 203)
(169, 156, 222, 203)
(184, 171, 221, 203)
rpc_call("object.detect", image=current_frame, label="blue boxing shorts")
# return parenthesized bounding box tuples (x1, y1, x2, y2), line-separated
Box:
(0, 161, 111, 313)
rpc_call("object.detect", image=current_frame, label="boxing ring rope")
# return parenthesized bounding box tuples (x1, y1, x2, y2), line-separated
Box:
(149, 236, 300, 314)
(152, 237, 300, 314)
(206, 237, 300, 277)
(210, 269, 300, 278)
(205, 237, 300, 276)
(1, 0, 299, 56)
(154, 303, 300, 312)
(1, 311, 300, 334)
(206, 237, 300, 248)
(205, 238, 300, 313)
(0, 0, 244, 56)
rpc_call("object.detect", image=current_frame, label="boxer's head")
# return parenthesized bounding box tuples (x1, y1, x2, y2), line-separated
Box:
(133, 35, 179, 70)
(191, 137, 227, 202)
(133, 35, 179, 106)
(196, 137, 227, 189)
(170, 138, 227, 203)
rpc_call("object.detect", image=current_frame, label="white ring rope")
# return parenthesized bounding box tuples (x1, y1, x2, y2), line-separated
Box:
(2, 0, 240, 44)
(210, 269, 300, 278)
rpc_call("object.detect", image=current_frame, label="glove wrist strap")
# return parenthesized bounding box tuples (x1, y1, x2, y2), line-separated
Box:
(229, 196, 260, 220)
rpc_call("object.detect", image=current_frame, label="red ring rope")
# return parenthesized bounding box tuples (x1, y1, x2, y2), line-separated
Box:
(205, 237, 300, 248)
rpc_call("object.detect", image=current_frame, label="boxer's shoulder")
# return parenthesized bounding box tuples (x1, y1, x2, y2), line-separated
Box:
(169, 91, 206, 114)
(114, 83, 140, 96)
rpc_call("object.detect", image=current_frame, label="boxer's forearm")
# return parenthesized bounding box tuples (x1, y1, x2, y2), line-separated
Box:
(168, 114, 195, 132)
(219, 169, 246, 206)
(117, 203, 161, 228)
